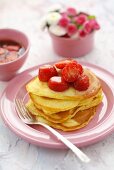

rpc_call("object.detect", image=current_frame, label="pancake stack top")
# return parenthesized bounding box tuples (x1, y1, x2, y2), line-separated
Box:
(26, 60, 103, 131)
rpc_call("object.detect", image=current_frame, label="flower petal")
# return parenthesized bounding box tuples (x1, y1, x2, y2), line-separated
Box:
(49, 25, 67, 36)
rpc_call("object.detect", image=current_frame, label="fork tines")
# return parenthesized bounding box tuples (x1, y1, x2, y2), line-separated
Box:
(15, 99, 33, 120)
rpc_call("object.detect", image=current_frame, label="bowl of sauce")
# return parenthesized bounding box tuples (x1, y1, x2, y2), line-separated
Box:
(0, 40, 25, 64)
(0, 28, 30, 81)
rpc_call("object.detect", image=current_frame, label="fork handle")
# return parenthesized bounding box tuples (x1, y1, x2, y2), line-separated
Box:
(38, 122, 90, 163)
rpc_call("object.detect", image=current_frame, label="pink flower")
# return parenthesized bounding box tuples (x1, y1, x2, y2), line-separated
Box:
(75, 14, 87, 25)
(67, 23, 77, 36)
(61, 12, 68, 17)
(66, 7, 77, 17)
(41, 5, 100, 38)
(89, 19, 100, 30)
(84, 21, 92, 33)
(79, 30, 87, 37)
(58, 17, 70, 28)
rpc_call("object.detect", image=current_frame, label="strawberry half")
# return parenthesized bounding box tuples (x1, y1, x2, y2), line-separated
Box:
(61, 62, 80, 82)
(38, 64, 58, 82)
(74, 74, 89, 91)
(55, 59, 77, 69)
(48, 76, 69, 92)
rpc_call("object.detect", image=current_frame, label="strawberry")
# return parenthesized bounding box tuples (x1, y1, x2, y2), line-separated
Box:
(5, 45, 20, 51)
(76, 63, 83, 74)
(55, 59, 77, 69)
(0, 48, 5, 55)
(61, 62, 80, 82)
(48, 76, 69, 92)
(38, 65, 58, 82)
(6, 51, 18, 61)
(74, 74, 89, 91)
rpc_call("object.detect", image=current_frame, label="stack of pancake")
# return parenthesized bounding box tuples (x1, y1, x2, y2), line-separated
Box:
(26, 68, 103, 131)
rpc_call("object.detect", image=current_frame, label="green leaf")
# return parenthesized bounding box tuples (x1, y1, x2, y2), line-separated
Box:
(88, 15, 96, 20)
(78, 25, 83, 29)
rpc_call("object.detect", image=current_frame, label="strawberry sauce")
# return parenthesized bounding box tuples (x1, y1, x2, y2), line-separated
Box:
(0, 40, 25, 64)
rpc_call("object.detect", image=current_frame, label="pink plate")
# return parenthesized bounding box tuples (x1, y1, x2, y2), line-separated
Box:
(0, 61, 114, 148)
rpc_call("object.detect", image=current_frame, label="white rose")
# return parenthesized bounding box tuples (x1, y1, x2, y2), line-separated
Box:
(49, 25, 67, 36)
(46, 12, 61, 25)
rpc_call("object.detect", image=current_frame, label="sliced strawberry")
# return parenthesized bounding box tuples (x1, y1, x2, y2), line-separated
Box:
(5, 45, 20, 51)
(6, 51, 18, 61)
(38, 65, 58, 82)
(76, 63, 83, 74)
(48, 76, 69, 92)
(61, 62, 80, 82)
(55, 60, 77, 69)
(74, 74, 89, 91)
(0, 48, 5, 55)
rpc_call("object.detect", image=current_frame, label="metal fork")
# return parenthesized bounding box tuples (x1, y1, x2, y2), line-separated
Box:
(15, 99, 90, 163)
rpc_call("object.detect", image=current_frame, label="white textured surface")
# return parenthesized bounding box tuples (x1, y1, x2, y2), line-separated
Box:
(0, 0, 114, 169)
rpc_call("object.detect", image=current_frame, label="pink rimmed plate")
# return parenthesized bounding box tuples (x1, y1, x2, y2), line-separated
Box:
(0, 61, 114, 148)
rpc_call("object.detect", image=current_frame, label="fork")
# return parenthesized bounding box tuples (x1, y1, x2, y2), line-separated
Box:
(15, 99, 90, 163)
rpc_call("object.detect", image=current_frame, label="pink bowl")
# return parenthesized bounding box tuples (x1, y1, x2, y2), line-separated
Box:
(49, 32, 94, 58)
(0, 28, 30, 81)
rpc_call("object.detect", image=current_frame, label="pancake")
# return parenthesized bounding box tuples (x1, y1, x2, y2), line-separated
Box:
(25, 64, 103, 131)
(26, 91, 102, 124)
(35, 107, 97, 131)
(26, 100, 76, 123)
(28, 89, 102, 114)
(29, 93, 79, 113)
(26, 68, 101, 100)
